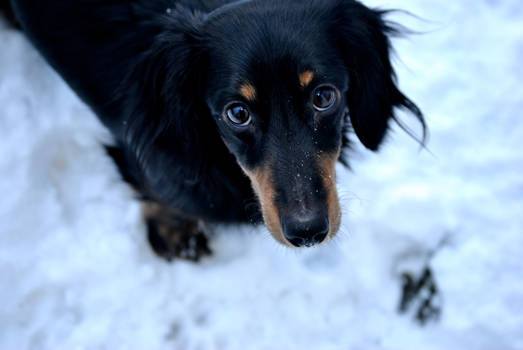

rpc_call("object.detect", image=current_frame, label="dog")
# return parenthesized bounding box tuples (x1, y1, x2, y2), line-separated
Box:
(6, 0, 425, 261)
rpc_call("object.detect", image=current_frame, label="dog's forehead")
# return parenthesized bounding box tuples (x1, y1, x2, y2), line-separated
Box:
(212, 55, 319, 109)
(228, 53, 345, 105)
(208, 30, 330, 91)
(204, 1, 348, 106)
(236, 59, 314, 101)
(205, 2, 332, 65)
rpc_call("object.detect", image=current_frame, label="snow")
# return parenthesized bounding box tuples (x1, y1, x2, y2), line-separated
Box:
(1, 1, 523, 349)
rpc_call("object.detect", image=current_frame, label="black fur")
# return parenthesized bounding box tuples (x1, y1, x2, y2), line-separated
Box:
(0, 0, 18, 27)
(7, 0, 425, 248)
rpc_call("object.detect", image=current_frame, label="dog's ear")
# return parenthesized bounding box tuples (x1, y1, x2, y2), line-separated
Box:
(334, 1, 425, 151)
(119, 6, 209, 162)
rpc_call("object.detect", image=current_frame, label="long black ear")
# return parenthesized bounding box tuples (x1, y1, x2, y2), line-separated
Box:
(335, 1, 425, 151)
(119, 5, 209, 164)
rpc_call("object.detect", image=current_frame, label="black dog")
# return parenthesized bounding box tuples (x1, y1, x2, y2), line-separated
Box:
(7, 0, 424, 261)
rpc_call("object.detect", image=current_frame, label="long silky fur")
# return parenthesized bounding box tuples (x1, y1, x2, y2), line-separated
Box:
(8, 0, 426, 225)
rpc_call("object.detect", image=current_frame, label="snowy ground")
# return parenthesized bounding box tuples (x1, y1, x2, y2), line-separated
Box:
(1, 1, 522, 349)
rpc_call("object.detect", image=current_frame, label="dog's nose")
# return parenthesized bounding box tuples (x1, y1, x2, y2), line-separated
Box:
(281, 212, 329, 247)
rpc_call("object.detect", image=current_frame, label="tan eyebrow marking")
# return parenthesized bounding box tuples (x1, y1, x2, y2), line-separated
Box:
(299, 70, 314, 87)
(239, 83, 257, 101)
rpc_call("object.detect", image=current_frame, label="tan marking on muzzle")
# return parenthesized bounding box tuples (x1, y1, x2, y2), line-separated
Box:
(316, 148, 342, 241)
(239, 83, 257, 101)
(240, 164, 287, 245)
(242, 149, 341, 247)
(299, 70, 314, 87)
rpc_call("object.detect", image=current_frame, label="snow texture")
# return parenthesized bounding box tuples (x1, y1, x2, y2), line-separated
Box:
(1, 1, 522, 349)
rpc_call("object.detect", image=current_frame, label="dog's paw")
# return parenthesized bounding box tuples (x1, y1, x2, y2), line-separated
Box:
(147, 218, 212, 262)
(143, 202, 212, 262)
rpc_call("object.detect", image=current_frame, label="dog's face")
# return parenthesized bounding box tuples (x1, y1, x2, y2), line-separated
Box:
(203, 3, 349, 247)
(165, 0, 424, 247)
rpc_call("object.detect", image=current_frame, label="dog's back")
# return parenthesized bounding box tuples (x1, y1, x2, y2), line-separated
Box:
(10, 0, 173, 136)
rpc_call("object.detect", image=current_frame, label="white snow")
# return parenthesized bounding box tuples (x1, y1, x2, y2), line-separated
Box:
(1, 1, 523, 349)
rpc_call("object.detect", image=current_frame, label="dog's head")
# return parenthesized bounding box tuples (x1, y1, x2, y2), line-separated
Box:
(139, 0, 424, 247)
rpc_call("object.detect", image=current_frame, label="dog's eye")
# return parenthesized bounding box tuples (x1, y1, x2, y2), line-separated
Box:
(225, 103, 252, 127)
(312, 86, 337, 111)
